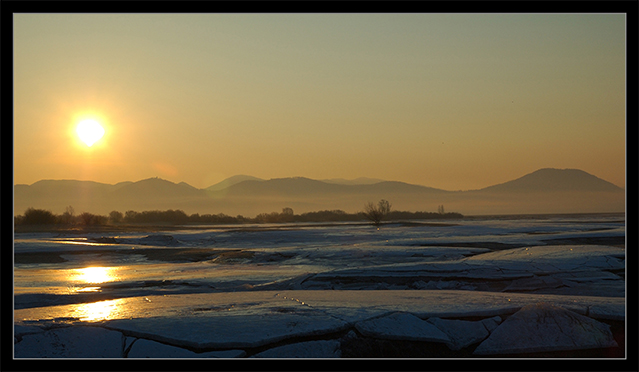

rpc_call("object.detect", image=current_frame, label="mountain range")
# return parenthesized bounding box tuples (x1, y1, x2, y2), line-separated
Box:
(14, 168, 625, 217)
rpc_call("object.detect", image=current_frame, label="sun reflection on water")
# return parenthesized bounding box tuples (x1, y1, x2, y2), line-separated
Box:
(61, 266, 128, 321)
(75, 266, 118, 284)
(65, 266, 121, 294)
(75, 286, 102, 293)
(71, 299, 126, 321)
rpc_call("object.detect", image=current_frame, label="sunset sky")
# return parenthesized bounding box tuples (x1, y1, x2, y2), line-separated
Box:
(13, 13, 626, 191)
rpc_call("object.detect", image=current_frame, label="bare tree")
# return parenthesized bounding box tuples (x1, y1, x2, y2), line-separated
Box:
(363, 199, 392, 228)
(109, 210, 123, 224)
(60, 205, 75, 225)
(79, 212, 97, 225)
(282, 207, 294, 215)
(281, 207, 294, 222)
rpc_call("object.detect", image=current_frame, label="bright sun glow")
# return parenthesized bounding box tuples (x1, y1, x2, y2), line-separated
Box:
(76, 119, 105, 147)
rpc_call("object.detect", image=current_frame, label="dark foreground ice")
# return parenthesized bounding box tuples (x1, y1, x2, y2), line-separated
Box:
(12, 214, 626, 358)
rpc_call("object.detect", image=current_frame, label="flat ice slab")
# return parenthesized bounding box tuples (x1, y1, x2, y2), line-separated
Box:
(102, 309, 349, 350)
(298, 245, 625, 297)
(251, 340, 341, 358)
(355, 312, 450, 343)
(463, 245, 625, 272)
(15, 290, 625, 326)
(14, 326, 124, 358)
(127, 339, 245, 358)
(14, 290, 624, 358)
(306, 245, 624, 281)
(427, 316, 502, 350)
(473, 303, 618, 355)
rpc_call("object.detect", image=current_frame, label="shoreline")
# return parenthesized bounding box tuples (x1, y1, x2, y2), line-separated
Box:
(12, 211, 626, 234)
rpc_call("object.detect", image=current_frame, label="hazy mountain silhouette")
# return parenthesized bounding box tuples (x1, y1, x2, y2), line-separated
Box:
(178, 181, 201, 192)
(14, 168, 625, 216)
(111, 177, 205, 199)
(205, 175, 264, 192)
(356, 181, 449, 194)
(321, 177, 386, 185)
(15, 179, 120, 217)
(107, 178, 207, 213)
(28, 179, 114, 195)
(225, 177, 352, 196)
(15, 179, 113, 202)
(113, 181, 134, 190)
(475, 168, 623, 193)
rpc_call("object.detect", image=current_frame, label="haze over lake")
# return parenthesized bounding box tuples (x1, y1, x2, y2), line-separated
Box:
(14, 168, 625, 217)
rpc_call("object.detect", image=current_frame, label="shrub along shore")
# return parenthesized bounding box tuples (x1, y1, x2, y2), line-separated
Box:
(14, 206, 462, 232)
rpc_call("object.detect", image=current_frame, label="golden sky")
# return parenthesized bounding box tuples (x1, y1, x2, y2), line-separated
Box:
(13, 13, 626, 190)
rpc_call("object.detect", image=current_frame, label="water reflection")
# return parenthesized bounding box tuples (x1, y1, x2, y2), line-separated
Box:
(75, 286, 102, 293)
(71, 299, 125, 321)
(64, 266, 121, 294)
(64, 267, 127, 321)
(75, 266, 119, 283)
(73, 266, 116, 284)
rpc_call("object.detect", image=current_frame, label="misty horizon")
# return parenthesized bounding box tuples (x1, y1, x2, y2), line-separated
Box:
(13, 167, 626, 192)
(14, 168, 625, 217)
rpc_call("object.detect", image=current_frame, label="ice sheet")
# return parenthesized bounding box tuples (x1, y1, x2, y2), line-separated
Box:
(14, 215, 625, 310)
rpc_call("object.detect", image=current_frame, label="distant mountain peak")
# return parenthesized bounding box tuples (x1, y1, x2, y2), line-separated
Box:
(14, 168, 624, 216)
(269, 176, 316, 182)
(134, 176, 173, 183)
(480, 168, 622, 193)
(205, 175, 264, 192)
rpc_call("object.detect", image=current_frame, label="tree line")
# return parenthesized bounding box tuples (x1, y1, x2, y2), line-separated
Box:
(14, 203, 463, 227)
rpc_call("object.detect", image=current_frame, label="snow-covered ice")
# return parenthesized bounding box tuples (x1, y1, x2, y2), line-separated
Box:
(12, 214, 626, 358)
(473, 303, 618, 355)
(355, 312, 451, 342)
(13, 290, 625, 358)
(127, 339, 246, 358)
(427, 316, 502, 350)
(14, 326, 124, 358)
(250, 340, 341, 358)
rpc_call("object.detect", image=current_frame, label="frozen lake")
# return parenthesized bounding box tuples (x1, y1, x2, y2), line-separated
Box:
(13, 213, 627, 358)
(14, 214, 625, 311)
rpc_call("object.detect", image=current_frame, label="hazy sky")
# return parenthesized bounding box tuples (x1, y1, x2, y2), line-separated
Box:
(13, 13, 626, 190)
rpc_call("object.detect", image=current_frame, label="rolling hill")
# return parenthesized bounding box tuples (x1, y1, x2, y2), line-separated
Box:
(13, 169, 625, 217)
(205, 175, 264, 192)
(111, 177, 206, 199)
(476, 168, 623, 193)
(321, 177, 386, 185)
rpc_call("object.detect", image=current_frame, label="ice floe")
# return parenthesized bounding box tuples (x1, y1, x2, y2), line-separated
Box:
(299, 245, 625, 296)
(473, 303, 618, 355)
(13, 216, 626, 358)
(463, 245, 625, 272)
(13, 290, 624, 358)
(355, 312, 450, 343)
(427, 316, 502, 350)
(250, 340, 341, 358)
(101, 308, 349, 350)
(14, 326, 125, 358)
(126, 338, 245, 358)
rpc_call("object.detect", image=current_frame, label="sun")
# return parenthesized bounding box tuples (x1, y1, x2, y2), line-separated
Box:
(76, 119, 105, 147)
